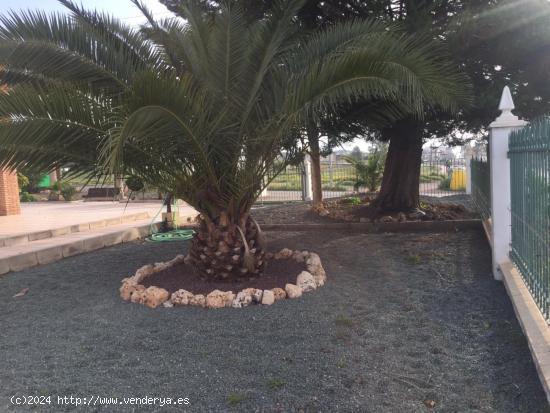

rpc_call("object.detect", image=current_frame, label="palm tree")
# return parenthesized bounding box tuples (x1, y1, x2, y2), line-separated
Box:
(0, 0, 470, 279)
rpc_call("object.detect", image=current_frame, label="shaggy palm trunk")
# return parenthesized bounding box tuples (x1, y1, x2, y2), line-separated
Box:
(189, 214, 266, 279)
(308, 124, 323, 208)
(373, 118, 423, 212)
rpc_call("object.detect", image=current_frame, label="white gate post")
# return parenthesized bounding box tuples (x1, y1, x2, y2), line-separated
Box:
(303, 155, 313, 201)
(488, 86, 526, 280)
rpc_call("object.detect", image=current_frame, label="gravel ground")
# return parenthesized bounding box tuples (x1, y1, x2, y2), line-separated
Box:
(1, 229, 548, 412)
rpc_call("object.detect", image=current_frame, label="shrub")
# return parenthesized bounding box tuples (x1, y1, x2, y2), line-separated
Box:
(438, 177, 451, 190)
(19, 191, 37, 202)
(342, 196, 361, 205)
(53, 181, 77, 201)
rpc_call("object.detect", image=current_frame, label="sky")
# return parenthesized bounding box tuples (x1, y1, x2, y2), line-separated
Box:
(0, 0, 172, 26)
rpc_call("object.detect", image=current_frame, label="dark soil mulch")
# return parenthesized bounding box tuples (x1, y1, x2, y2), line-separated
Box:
(349, 198, 477, 222)
(253, 194, 478, 225)
(142, 258, 306, 294)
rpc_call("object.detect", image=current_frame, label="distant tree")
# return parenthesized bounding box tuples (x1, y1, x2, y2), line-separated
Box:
(349, 146, 363, 161)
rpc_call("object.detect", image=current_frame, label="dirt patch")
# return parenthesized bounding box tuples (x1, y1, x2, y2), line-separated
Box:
(346, 197, 478, 222)
(253, 195, 478, 225)
(142, 258, 307, 295)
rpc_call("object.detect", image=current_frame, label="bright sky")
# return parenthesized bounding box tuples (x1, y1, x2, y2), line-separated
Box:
(0, 0, 172, 26)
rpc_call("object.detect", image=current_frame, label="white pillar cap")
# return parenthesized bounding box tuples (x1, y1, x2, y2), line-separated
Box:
(490, 86, 527, 128)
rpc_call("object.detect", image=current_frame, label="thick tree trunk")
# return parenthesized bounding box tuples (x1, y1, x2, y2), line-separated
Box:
(308, 125, 323, 208)
(189, 214, 266, 280)
(373, 119, 424, 212)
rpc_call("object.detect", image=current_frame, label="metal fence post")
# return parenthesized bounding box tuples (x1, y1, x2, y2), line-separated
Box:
(302, 156, 313, 201)
(488, 86, 527, 280)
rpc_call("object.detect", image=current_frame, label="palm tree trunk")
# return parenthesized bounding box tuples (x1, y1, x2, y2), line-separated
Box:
(308, 124, 323, 208)
(189, 214, 266, 279)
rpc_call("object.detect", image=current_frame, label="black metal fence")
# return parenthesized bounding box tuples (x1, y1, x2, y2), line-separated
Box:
(419, 156, 467, 198)
(256, 150, 468, 203)
(470, 158, 491, 220)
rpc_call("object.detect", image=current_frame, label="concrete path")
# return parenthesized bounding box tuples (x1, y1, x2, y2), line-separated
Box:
(0, 201, 173, 238)
(0, 201, 197, 275)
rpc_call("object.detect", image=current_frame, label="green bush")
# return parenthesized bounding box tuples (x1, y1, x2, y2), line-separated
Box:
(53, 181, 77, 201)
(342, 196, 361, 205)
(20, 191, 37, 202)
(438, 177, 451, 190)
(344, 145, 387, 192)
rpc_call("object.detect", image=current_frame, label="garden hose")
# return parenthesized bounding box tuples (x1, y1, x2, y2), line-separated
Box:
(147, 229, 195, 242)
(145, 195, 195, 242)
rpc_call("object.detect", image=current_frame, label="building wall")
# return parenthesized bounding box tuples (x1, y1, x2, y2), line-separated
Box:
(0, 168, 21, 216)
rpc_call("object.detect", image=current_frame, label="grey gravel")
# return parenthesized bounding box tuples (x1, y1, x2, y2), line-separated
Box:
(0, 229, 548, 412)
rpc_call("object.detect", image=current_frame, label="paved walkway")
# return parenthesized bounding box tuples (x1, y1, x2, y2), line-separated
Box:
(0, 201, 195, 238)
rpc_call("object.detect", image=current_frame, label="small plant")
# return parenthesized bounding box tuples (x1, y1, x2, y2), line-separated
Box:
(336, 359, 347, 369)
(53, 181, 77, 201)
(407, 254, 422, 264)
(334, 314, 354, 327)
(344, 144, 387, 193)
(19, 191, 37, 202)
(226, 393, 246, 406)
(342, 196, 361, 205)
(268, 378, 286, 390)
(438, 176, 451, 190)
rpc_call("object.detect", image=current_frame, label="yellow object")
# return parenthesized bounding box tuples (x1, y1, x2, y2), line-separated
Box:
(450, 168, 466, 191)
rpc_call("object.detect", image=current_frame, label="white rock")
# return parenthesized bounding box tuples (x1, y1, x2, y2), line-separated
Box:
(261, 290, 275, 305)
(134, 264, 154, 282)
(296, 271, 317, 292)
(153, 262, 170, 272)
(285, 283, 302, 299)
(277, 248, 294, 259)
(206, 290, 233, 309)
(233, 291, 253, 308)
(271, 288, 286, 301)
(243, 288, 263, 303)
(171, 289, 194, 306)
(163, 300, 174, 308)
(189, 294, 206, 307)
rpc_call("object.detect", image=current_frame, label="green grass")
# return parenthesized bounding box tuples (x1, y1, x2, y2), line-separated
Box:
(407, 254, 422, 265)
(334, 314, 354, 328)
(226, 393, 246, 406)
(267, 378, 286, 390)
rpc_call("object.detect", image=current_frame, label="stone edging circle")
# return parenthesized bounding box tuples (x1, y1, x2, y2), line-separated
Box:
(119, 248, 327, 309)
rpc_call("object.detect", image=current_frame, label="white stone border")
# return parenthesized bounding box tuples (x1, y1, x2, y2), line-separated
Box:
(119, 248, 326, 309)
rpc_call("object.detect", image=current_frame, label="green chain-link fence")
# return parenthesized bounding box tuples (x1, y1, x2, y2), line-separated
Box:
(509, 117, 550, 320)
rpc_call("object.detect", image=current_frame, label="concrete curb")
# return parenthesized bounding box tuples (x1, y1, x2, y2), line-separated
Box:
(0, 211, 150, 248)
(176, 219, 481, 233)
(258, 219, 482, 233)
(500, 261, 550, 404)
(0, 222, 161, 276)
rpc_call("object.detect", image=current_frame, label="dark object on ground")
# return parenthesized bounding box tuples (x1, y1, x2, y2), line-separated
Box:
(85, 187, 120, 198)
(0, 229, 547, 412)
(142, 258, 306, 295)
